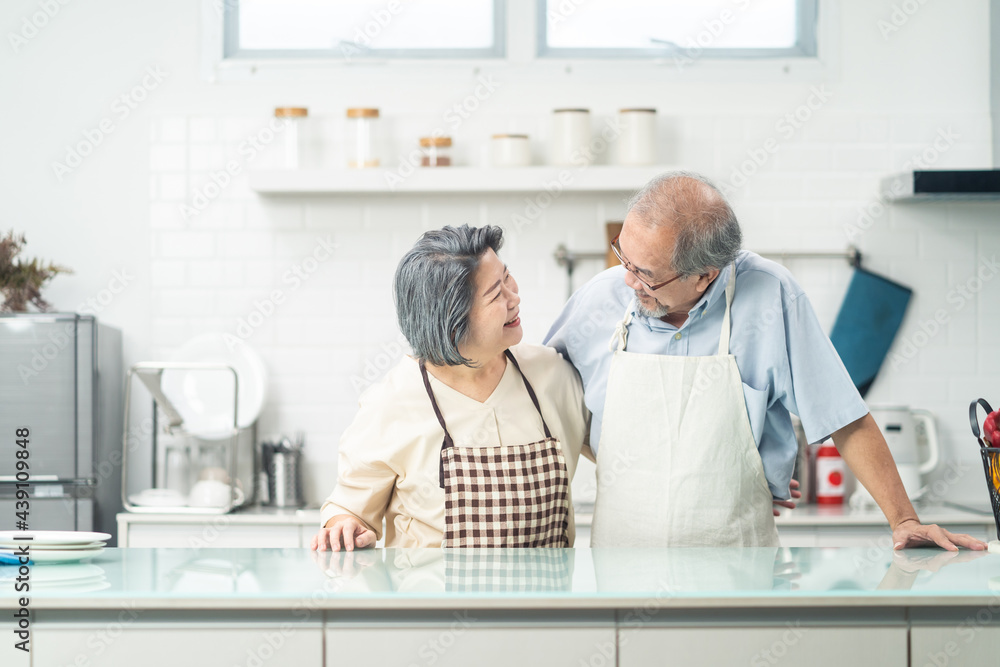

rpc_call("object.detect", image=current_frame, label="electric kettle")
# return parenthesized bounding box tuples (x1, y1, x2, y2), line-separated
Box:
(850, 406, 940, 507)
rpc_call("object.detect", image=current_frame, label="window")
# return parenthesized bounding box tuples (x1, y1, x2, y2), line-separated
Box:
(538, 0, 817, 60)
(224, 0, 506, 59)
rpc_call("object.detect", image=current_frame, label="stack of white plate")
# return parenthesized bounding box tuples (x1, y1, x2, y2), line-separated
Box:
(0, 531, 111, 564)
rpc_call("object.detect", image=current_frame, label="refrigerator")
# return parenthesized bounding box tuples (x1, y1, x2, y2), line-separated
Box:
(0, 313, 123, 544)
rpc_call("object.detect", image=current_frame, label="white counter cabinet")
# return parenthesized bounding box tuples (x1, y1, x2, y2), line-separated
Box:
(4, 547, 1000, 667)
(117, 504, 998, 549)
(117, 508, 321, 548)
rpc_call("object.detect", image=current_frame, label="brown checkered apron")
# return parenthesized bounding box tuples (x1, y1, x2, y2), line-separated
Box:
(419, 350, 570, 548)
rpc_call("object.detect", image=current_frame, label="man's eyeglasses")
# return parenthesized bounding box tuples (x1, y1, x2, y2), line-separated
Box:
(610, 233, 683, 291)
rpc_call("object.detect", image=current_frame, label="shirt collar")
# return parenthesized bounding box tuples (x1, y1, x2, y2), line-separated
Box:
(629, 262, 733, 332)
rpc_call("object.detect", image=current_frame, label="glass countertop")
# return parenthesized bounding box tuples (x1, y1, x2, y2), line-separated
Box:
(2, 548, 1000, 607)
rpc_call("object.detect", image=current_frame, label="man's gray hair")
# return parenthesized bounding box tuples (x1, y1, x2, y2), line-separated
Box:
(394, 224, 505, 367)
(626, 170, 742, 278)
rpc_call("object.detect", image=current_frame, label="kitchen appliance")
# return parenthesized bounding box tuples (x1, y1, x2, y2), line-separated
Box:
(850, 406, 940, 507)
(880, 170, 1000, 201)
(0, 314, 123, 542)
(262, 436, 304, 508)
(122, 362, 256, 513)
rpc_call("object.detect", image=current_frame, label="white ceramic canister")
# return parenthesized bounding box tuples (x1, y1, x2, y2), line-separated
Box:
(550, 108, 591, 166)
(491, 134, 531, 167)
(616, 108, 657, 166)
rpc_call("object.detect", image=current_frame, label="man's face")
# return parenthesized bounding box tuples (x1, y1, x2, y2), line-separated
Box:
(617, 213, 709, 320)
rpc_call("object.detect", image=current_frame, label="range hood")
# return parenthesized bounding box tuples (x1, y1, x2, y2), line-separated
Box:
(880, 170, 1000, 201)
(879, 10, 1000, 202)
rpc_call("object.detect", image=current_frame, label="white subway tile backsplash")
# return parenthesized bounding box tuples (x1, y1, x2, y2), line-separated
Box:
(917, 229, 976, 263)
(150, 202, 185, 229)
(919, 346, 977, 375)
(149, 145, 187, 171)
(304, 199, 364, 229)
(246, 200, 305, 229)
(149, 260, 185, 287)
(187, 260, 224, 287)
(158, 173, 188, 201)
(156, 231, 215, 258)
(189, 117, 219, 143)
(157, 117, 187, 144)
(217, 231, 275, 258)
(858, 117, 890, 142)
(157, 289, 217, 317)
(832, 146, 891, 172)
(188, 145, 227, 171)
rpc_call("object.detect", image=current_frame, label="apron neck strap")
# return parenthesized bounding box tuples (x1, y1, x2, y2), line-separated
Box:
(504, 350, 553, 440)
(717, 263, 737, 356)
(609, 301, 635, 352)
(419, 360, 455, 449)
(420, 352, 554, 488)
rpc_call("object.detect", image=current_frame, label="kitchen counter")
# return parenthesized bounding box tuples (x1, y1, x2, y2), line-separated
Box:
(3, 547, 1000, 666)
(117, 502, 1000, 550)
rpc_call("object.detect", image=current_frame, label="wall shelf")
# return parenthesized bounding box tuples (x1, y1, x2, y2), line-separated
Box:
(248, 166, 677, 195)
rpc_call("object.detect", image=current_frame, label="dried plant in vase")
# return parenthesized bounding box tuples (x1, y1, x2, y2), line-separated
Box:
(0, 231, 72, 313)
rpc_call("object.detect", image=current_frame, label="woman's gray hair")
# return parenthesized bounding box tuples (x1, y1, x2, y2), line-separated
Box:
(626, 170, 742, 278)
(394, 224, 505, 367)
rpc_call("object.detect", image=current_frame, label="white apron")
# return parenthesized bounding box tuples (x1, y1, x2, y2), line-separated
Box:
(590, 265, 780, 547)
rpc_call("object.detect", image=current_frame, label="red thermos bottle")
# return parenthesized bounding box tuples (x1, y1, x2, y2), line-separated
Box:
(815, 441, 845, 505)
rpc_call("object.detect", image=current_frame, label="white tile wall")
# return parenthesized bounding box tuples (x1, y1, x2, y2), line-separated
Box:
(144, 108, 1000, 506)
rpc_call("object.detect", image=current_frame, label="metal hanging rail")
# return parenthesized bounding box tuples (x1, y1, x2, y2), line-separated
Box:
(553, 244, 861, 299)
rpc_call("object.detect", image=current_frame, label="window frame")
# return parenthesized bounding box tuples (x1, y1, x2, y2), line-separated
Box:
(536, 0, 818, 60)
(222, 0, 508, 61)
(201, 0, 834, 84)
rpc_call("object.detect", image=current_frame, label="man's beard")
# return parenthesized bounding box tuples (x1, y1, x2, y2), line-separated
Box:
(634, 290, 670, 318)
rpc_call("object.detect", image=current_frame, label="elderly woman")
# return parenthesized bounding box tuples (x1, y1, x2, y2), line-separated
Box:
(311, 225, 588, 551)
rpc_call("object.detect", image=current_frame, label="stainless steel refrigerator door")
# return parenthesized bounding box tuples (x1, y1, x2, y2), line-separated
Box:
(0, 485, 93, 532)
(0, 314, 84, 480)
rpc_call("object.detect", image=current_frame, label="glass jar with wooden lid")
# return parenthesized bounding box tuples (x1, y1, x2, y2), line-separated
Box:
(346, 107, 380, 168)
(419, 136, 452, 167)
(275, 107, 307, 169)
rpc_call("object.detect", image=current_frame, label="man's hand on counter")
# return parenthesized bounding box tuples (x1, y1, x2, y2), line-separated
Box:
(891, 518, 988, 552)
(772, 479, 802, 517)
(311, 515, 377, 552)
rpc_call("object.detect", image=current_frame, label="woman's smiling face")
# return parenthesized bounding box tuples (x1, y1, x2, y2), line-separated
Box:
(460, 248, 522, 361)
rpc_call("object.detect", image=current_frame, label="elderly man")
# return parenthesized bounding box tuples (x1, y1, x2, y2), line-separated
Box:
(545, 171, 985, 550)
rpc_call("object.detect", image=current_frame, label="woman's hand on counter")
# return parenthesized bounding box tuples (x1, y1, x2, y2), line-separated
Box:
(311, 515, 376, 552)
(772, 478, 802, 516)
